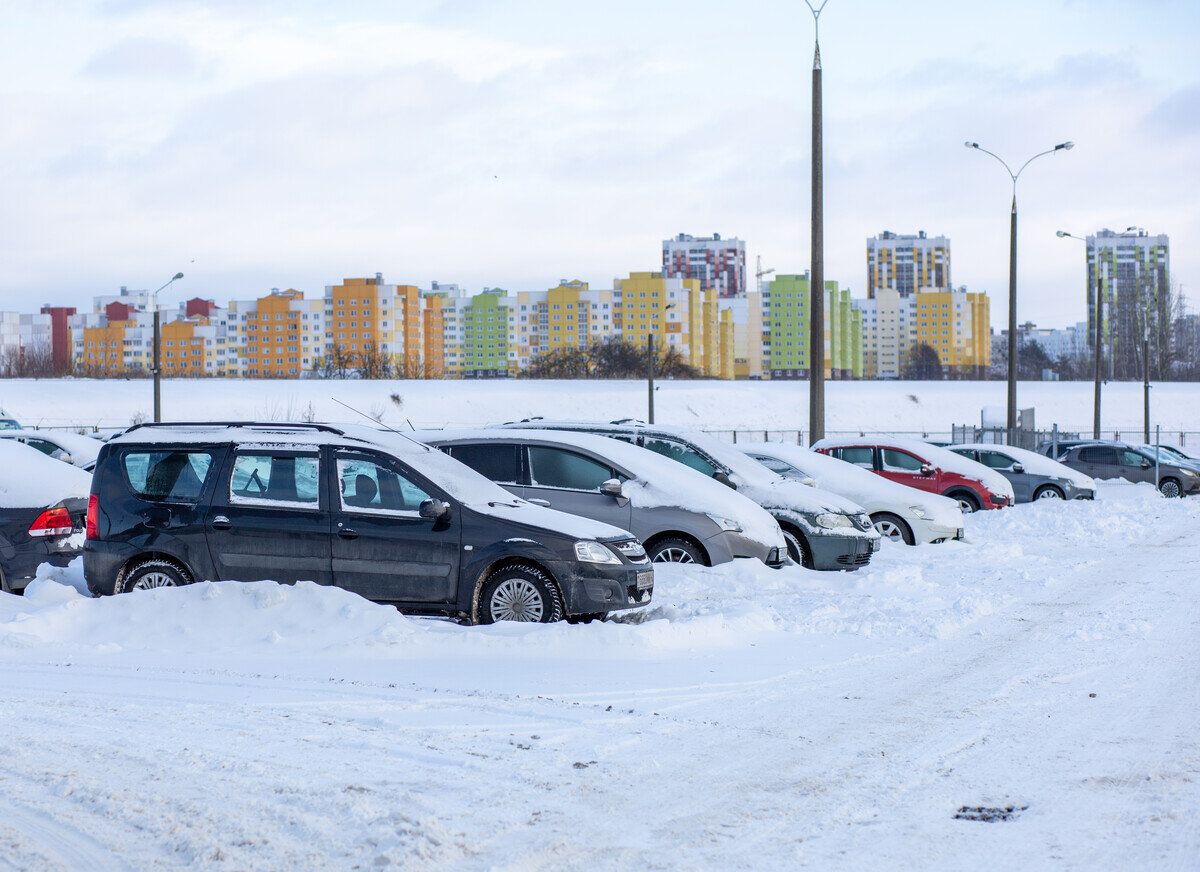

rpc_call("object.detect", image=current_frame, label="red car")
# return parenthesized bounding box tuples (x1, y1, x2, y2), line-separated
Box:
(811, 437, 1015, 513)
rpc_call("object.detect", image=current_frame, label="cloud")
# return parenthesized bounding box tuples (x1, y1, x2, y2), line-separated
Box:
(1146, 83, 1200, 137)
(81, 37, 205, 80)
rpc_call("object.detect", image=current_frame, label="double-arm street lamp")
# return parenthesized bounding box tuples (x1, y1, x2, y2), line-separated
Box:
(1056, 230, 1103, 438)
(647, 302, 675, 424)
(965, 140, 1073, 444)
(151, 272, 185, 422)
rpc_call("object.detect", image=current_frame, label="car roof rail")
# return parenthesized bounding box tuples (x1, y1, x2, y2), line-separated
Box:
(123, 421, 346, 435)
(609, 418, 646, 425)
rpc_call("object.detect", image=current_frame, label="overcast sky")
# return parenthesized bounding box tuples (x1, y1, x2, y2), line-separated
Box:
(2, 0, 1197, 330)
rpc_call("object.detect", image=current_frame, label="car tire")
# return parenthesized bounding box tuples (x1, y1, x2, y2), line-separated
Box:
(117, 558, 193, 593)
(780, 525, 812, 568)
(646, 537, 707, 565)
(870, 512, 914, 545)
(946, 490, 981, 513)
(1159, 478, 1183, 499)
(567, 613, 606, 625)
(479, 565, 564, 624)
(1033, 485, 1065, 501)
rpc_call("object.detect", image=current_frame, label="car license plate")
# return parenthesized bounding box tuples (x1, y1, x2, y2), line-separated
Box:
(636, 570, 653, 590)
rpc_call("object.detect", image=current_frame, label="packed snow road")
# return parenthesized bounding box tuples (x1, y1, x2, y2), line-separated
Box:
(0, 482, 1196, 870)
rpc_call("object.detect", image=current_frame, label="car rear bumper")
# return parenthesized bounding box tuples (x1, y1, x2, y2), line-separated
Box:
(1, 538, 81, 592)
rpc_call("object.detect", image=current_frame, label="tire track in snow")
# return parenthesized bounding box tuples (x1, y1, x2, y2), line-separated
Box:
(0, 802, 134, 872)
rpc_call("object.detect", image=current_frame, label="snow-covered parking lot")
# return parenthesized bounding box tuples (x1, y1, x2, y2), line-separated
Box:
(1, 481, 1197, 870)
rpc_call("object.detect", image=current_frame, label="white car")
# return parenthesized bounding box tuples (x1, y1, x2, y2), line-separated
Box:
(0, 430, 104, 471)
(738, 441, 964, 545)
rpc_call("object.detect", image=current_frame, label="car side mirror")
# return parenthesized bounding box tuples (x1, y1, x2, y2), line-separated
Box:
(419, 498, 450, 520)
(599, 478, 623, 498)
(712, 471, 736, 489)
(800, 476, 817, 487)
(1141, 460, 1152, 469)
(58, 452, 73, 464)
(920, 464, 934, 476)
(1011, 463, 1024, 474)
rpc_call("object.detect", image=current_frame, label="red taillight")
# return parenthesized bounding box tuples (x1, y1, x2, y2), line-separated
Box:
(86, 494, 98, 539)
(30, 506, 75, 538)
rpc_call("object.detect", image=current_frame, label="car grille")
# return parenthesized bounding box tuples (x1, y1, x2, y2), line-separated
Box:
(612, 539, 648, 564)
(836, 553, 872, 567)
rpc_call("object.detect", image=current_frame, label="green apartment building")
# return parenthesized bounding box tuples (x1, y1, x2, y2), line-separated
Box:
(767, 274, 863, 379)
(461, 291, 509, 378)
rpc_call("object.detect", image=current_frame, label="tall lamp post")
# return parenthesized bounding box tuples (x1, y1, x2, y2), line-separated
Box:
(1057, 230, 1102, 439)
(151, 272, 185, 423)
(647, 303, 675, 424)
(965, 140, 1073, 444)
(804, 0, 830, 444)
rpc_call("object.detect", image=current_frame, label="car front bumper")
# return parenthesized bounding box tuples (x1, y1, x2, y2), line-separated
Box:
(808, 532, 879, 570)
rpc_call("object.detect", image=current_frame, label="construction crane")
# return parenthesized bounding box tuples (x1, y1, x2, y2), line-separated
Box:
(756, 256, 776, 296)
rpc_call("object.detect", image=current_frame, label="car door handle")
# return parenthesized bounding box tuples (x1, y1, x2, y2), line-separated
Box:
(526, 498, 551, 507)
(337, 528, 359, 540)
(211, 515, 232, 530)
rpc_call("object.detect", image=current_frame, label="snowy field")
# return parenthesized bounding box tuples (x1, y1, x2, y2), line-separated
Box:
(2, 377, 1200, 440)
(2, 481, 1197, 870)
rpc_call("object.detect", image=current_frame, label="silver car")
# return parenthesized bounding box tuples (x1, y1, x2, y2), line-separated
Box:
(947, 443, 1096, 502)
(418, 428, 788, 568)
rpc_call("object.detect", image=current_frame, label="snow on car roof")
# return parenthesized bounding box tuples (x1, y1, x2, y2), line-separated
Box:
(739, 441, 962, 514)
(0, 430, 104, 463)
(949, 443, 1096, 489)
(416, 428, 784, 547)
(0, 440, 92, 508)
(813, 435, 1015, 500)
(495, 420, 868, 516)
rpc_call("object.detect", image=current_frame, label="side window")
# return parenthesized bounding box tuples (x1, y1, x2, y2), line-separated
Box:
(528, 446, 614, 491)
(642, 437, 720, 477)
(24, 438, 60, 457)
(337, 455, 430, 514)
(978, 451, 1014, 470)
(833, 447, 874, 468)
(881, 449, 924, 472)
(1078, 446, 1113, 464)
(1120, 450, 1149, 467)
(123, 450, 216, 502)
(750, 454, 797, 477)
(449, 443, 521, 484)
(230, 454, 320, 506)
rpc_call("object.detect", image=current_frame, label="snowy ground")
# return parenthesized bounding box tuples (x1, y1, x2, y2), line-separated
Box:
(1, 480, 1196, 870)
(2, 377, 1199, 441)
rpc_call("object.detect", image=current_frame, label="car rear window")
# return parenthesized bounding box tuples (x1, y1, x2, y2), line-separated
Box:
(528, 446, 614, 491)
(123, 450, 216, 502)
(833, 447, 873, 468)
(1078, 446, 1115, 464)
(230, 454, 320, 505)
(449, 443, 521, 484)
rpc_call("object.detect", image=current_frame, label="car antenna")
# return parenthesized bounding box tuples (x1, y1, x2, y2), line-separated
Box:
(330, 398, 431, 451)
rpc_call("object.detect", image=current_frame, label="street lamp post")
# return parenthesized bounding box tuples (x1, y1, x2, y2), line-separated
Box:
(805, 0, 830, 444)
(1057, 230, 1102, 438)
(647, 303, 675, 424)
(151, 272, 185, 423)
(966, 140, 1073, 444)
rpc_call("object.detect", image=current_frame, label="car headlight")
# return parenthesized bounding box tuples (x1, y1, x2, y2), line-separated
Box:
(909, 505, 928, 519)
(705, 513, 744, 533)
(815, 512, 854, 529)
(574, 540, 621, 565)
(1181, 469, 1198, 478)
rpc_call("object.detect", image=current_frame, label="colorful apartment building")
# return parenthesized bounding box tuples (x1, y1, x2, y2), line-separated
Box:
(866, 230, 951, 298)
(766, 275, 863, 379)
(855, 286, 990, 378)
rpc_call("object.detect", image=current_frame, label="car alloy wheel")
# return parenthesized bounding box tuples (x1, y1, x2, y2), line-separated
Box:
(1159, 479, 1182, 499)
(874, 519, 905, 542)
(651, 546, 695, 563)
(488, 578, 544, 622)
(132, 571, 177, 590)
(1034, 486, 1064, 500)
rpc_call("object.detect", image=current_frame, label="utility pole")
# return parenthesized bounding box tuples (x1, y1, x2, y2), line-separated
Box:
(804, 1, 829, 444)
(150, 272, 185, 423)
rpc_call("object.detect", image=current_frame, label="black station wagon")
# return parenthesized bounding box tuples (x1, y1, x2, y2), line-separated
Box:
(84, 422, 653, 623)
